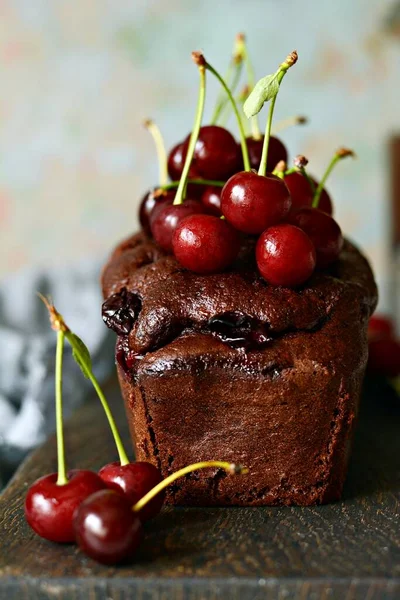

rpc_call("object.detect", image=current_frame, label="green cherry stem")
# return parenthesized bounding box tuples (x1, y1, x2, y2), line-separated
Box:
(132, 461, 248, 514)
(210, 35, 244, 125)
(160, 178, 225, 192)
(40, 296, 130, 467)
(173, 53, 206, 206)
(313, 147, 355, 208)
(272, 114, 308, 135)
(64, 330, 130, 466)
(55, 329, 67, 486)
(258, 51, 298, 177)
(236, 33, 261, 140)
(293, 155, 316, 193)
(272, 160, 287, 180)
(204, 58, 251, 172)
(143, 119, 168, 186)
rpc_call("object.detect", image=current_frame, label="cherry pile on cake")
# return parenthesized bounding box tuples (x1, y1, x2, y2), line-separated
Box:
(102, 43, 377, 509)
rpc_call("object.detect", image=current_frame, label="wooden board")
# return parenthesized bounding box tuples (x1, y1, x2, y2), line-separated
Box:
(0, 377, 399, 600)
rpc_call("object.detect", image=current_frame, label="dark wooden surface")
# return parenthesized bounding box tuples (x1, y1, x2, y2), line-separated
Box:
(0, 377, 399, 600)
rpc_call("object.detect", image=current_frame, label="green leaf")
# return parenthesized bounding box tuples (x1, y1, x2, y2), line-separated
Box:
(67, 332, 92, 378)
(243, 73, 280, 118)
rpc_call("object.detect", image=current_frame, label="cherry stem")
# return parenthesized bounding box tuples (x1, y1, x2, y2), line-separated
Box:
(210, 36, 243, 125)
(173, 56, 206, 206)
(293, 155, 315, 194)
(160, 178, 225, 192)
(272, 160, 286, 179)
(143, 119, 168, 186)
(272, 115, 308, 134)
(132, 461, 248, 514)
(237, 34, 261, 140)
(205, 60, 250, 172)
(55, 330, 68, 486)
(258, 52, 298, 178)
(215, 62, 244, 127)
(313, 147, 355, 208)
(64, 331, 130, 466)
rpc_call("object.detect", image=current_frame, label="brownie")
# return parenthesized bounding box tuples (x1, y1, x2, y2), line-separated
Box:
(101, 231, 377, 506)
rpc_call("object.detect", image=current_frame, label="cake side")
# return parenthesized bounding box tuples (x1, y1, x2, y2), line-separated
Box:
(102, 231, 377, 506)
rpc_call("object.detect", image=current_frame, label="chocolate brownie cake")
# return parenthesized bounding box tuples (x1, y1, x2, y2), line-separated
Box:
(101, 232, 377, 506)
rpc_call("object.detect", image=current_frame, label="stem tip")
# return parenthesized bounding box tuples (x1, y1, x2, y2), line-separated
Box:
(192, 51, 206, 67)
(37, 293, 69, 333)
(284, 50, 298, 67)
(294, 154, 309, 169)
(336, 147, 356, 159)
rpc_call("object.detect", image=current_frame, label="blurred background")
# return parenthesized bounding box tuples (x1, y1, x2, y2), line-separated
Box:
(0, 0, 399, 312)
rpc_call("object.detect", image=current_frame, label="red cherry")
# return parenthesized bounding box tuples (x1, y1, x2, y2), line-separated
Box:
(368, 315, 395, 341)
(221, 171, 291, 235)
(173, 214, 240, 274)
(201, 186, 222, 216)
(99, 461, 164, 521)
(288, 207, 343, 268)
(74, 490, 143, 564)
(24, 470, 106, 543)
(182, 125, 240, 181)
(368, 338, 400, 378)
(139, 189, 175, 235)
(245, 136, 288, 172)
(167, 141, 199, 181)
(151, 200, 206, 253)
(256, 223, 316, 287)
(284, 171, 333, 216)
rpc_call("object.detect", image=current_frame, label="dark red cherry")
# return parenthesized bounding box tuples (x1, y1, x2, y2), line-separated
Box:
(167, 141, 199, 181)
(288, 207, 343, 268)
(99, 461, 164, 521)
(245, 136, 288, 172)
(256, 223, 316, 287)
(173, 214, 240, 274)
(139, 189, 175, 235)
(182, 125, 240, 180)
(24, 470, 106, 543)
(284, 171, 333, 215)
(221, 171, 291, 235)
(368, 338, 400, 378)
(201, 186, 222, 216)
(74, 490, 143, 564)
(151, 200, 206, 253)
(368, 315, 395, 341)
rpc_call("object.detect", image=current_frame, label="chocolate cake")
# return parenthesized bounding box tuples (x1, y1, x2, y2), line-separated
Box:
(101, 231, 377, 506)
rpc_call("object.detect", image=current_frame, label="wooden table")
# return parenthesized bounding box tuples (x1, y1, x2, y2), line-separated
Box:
(0, 377, 399, 600)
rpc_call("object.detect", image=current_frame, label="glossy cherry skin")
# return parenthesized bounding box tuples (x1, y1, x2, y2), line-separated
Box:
(288, 207, 343, 268)
(139, 189, 175, 235)
(24, 470, 106, 543)
(74, 490, 143, 564)
(245, 136, 288, 172)
(284, 171, 333, 215)
(368, 315, 395, 341)
(221, 171, 291, 235)
(99, 461, 164, 521)
(182, 125, 241, 181)
(151, 200, 206, 252)
(167, 141, 199, 181)
(201, 186, 222, 216)
(368, 338, 400, 378)
(173, 214, 241, 274)
(256, 224, 316, 287)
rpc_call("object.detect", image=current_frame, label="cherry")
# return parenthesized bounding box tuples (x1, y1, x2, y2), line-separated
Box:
(167, 141, 200, 181)
(181, 125, 240, 181)
(25, 470, 106, 543)
(368, 338, 400, 378)
(368, 315, 395, 341)
(74, 490, 143, 565)
(201, 185, 222, 216)
(151, 200, 206, 253)
(256, 223, 316, 287)
(221, 170, 291, 235)
(99, 461, 164, 521)
(288, 207, 343, 268)
(245, 135, 288, 172)
(139, 189, 175, 235)
(173, 214, 240, 274)
(284, 171, 333, 215)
